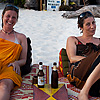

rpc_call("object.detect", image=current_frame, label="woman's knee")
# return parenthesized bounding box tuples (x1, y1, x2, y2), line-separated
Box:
(0, 79, 14, 92)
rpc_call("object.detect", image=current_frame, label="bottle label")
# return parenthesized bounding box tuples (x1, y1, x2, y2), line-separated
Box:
(38, 76, 44, 85)
(53, 65, 57, 71)
(39, 65, 43, 70)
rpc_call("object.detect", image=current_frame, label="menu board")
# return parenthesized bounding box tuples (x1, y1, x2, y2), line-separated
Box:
(47, 0, 61, 11)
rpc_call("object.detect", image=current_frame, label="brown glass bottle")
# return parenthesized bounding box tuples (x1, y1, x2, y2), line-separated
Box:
(37, 62, 45, 88)
(51, 62, 58, 88)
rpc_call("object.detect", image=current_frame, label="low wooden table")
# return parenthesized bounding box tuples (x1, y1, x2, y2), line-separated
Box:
(33, 84, 68, 100)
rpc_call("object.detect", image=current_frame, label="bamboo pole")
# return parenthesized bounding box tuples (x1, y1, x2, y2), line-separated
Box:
(83, 0, 85, 6)
(40, 0, 42, 11)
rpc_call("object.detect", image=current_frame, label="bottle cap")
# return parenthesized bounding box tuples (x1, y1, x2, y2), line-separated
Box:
(53, 62, 57, 70)
(39, 62, 43, 70)
(53, 62, 57, 66)
(39, 62, 43, 65)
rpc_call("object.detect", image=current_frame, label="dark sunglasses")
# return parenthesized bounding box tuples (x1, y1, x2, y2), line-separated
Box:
(79, 11, 93, 18)
(5, 4, 19, 10)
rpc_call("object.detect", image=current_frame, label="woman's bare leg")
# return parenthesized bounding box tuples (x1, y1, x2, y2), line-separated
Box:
(78, 63, 100, 100)
(0, 79, 14, 100)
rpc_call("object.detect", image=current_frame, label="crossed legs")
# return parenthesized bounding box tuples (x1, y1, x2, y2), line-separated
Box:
(0, 79, 14, 100)
(78, 63, 100, 100)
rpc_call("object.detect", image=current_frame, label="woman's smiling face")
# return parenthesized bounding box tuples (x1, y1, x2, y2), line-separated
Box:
(2, 10, 18, 29)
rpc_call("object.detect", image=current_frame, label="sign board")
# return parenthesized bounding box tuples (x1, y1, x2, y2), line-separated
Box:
(47, 0, 61, 11)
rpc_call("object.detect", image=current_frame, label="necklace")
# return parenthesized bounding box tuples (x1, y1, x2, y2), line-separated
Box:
(1, 29, 14, 35)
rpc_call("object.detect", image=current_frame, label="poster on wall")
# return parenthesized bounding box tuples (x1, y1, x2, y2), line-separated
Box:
(47, 0, 61, 11)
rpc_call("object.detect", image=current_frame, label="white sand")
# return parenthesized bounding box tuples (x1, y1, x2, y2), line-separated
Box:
(0, 7, 100, 67)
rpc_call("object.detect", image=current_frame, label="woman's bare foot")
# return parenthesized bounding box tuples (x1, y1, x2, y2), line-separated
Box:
(78, 91, 88, 100)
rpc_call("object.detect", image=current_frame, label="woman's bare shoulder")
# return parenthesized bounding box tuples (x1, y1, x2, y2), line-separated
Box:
(67, 36, 80, 45)
(15, 32, 26, 39)
(67, 36, 76, 41)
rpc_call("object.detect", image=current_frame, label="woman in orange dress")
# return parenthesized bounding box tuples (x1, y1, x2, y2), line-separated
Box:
(0, 4, 27, 100)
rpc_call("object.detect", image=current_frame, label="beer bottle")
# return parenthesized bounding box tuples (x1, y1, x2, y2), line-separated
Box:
(37, 62, 45, 88)
(51, 62, 58, 88)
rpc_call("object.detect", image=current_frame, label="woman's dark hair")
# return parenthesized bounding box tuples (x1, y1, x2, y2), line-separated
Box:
(77, 11, 94, 29)
(2, 4, 19, 28)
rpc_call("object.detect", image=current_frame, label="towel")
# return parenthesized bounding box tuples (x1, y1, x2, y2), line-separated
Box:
(0, 38, 22, 88)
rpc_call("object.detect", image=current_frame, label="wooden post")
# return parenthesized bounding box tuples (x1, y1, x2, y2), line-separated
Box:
(83, 0, 85, 6)
(77, 0, 80, 6)
(67, 0, 69, 5)
(83, 0, 89, 6)
(40, 0, 42, 11)
(64, 0, 66, 5)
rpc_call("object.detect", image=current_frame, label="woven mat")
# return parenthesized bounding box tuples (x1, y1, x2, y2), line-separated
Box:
(10, 64, 100, 100)
(58, 70, 100, 100)
(10, 64, 49, 100)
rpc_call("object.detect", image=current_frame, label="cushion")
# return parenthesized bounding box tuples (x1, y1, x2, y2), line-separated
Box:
(20, 37, 32, 76)
(59, 48, 69, 77)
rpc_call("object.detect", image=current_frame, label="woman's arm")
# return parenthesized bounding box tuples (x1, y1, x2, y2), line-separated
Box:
(8, 33, 27, 74)
(66, 36, 85, 63)
(17, 33, 27, 66)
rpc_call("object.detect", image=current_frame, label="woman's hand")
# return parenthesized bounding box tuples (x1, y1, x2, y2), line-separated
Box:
(8, 61, 20, 75)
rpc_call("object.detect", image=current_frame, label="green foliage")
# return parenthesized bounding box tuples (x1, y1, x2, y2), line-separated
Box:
(14, 0, 25, 7)
(0, 0, 3, 3)
(61, 0, 64, 5)
(59, 5, 71, 11)
(0, 0, 25, 8)
(0, 0, 7, 3)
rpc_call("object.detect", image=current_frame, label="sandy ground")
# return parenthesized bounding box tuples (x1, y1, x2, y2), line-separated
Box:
(0, 3, 100, 68)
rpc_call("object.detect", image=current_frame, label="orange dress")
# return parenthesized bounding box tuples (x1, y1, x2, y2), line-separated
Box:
(0, 38, 22, 88)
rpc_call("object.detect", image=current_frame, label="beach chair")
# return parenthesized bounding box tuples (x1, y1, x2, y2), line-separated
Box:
(20, 37, 32, 76)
